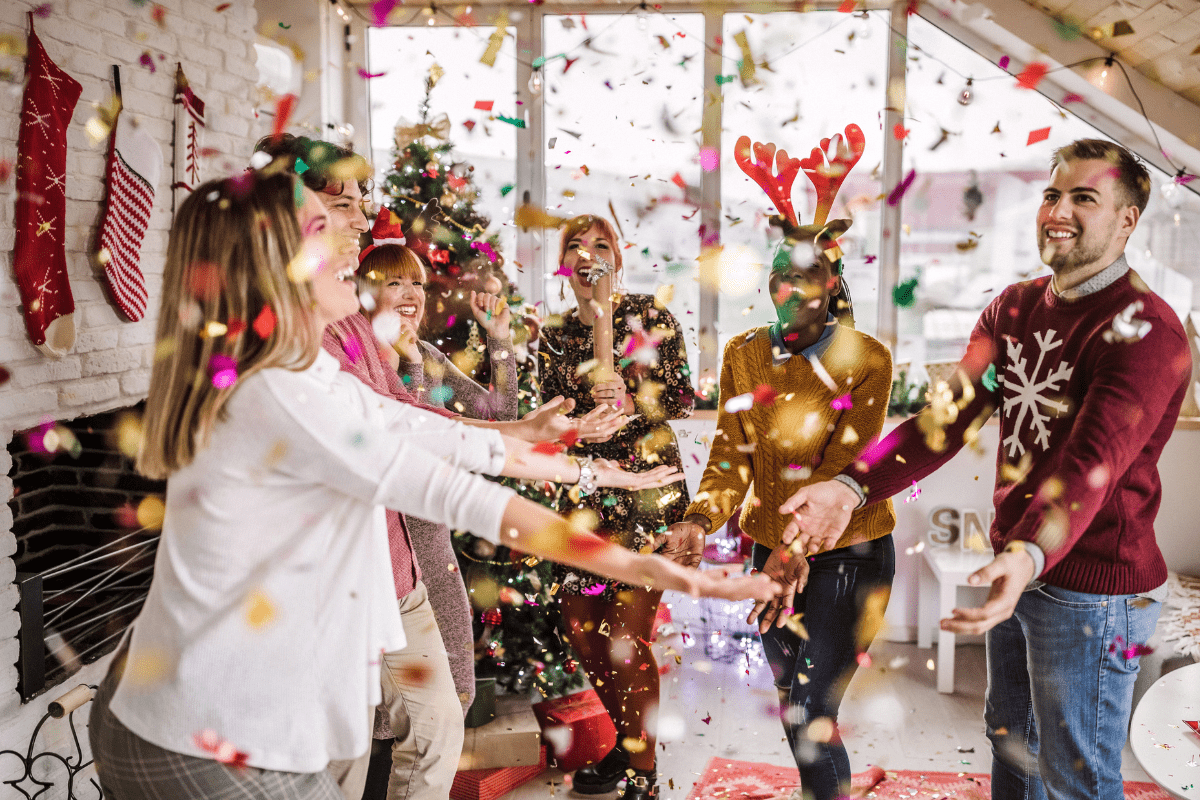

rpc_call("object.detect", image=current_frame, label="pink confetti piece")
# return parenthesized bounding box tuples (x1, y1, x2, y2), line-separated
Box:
(700, 146, 719, 171)
(1176, 173, 1197, 186)
(194, 730, 250, 768)
(555, 263, 573, 277)
(370, 0, 398, 26)
(357, 68, 386, 80)
(445, 314, 457, 327)
(701, 713, 712, 724)
(903, 481, 921, 503)
(139, 51, 156, 73)
(1108, 635, 1154, 659)
(998, 55, 1010, 70)
(1027, 127, 1051, 146)
(1061, 93, 1084, 104)
(32, 3, 53, 17)
(209, 354, 238, 389)
(831, 394, 853, 410)
(887, 169, 916, 206)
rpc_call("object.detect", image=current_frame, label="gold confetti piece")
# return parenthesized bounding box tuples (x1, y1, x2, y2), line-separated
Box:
(733, 30, 757, 86)
(479, 11, 509, 66)
(202, 321, 228, 338)
(137, 496, 166, 529)
(264, 440, 288, 468)
(622, 737, 648, 753)
(575, 358, 600, 377)
(808, 354, 838, 392)
(514, 204, 569, 230)
(246, 590, 275, 628)
(654, 284, 675, 307)
(806, 717, 835, 743)
(840, 427, 859, 445)
(114, 411, 144, 459)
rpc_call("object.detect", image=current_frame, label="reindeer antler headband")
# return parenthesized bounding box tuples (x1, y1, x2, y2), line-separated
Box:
(735, 123, 866, 270)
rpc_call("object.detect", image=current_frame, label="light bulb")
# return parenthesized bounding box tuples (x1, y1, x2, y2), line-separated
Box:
(528, 69, 543, 96)
(957, 78, 974, 106)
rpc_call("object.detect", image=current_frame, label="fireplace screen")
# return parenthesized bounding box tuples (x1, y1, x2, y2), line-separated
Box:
(8, 405, 163, 701)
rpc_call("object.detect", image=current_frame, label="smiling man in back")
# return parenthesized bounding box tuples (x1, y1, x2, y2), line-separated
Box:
(775, 139, 1192, 800)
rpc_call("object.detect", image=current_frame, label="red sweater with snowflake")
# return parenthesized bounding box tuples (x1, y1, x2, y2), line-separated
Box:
(845, 262, 1190, 595)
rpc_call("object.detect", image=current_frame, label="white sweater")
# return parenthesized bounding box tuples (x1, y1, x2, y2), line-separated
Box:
(110, 350, 515, 772)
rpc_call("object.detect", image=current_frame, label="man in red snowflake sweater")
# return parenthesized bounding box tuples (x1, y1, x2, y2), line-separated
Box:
(773, 139, 1191, 800)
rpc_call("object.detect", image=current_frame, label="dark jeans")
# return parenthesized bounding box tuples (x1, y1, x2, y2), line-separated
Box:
(752, 536, 895, 800)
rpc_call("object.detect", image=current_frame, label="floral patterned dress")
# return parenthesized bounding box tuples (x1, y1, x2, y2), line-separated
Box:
(538, 293, 694, 600)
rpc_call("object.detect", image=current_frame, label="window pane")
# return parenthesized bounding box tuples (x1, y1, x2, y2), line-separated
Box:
(720, 10, 891, 348)
(542, 11, 706, 381)
(367, 26, 518, 265)
(899, 16, 1198, 372)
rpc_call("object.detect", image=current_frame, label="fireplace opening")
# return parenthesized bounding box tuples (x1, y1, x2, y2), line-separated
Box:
(8, 404, 163, 701)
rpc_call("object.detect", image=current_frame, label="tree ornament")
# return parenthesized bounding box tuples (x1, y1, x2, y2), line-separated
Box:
(481, 608, 502, 626)
(564, 658, 579, 674)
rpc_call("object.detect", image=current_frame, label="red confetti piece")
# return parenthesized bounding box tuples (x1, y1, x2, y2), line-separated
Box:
(837, 0, 856, 11)
(138, 51, 156, 73)
(0, 159, 12, 184)
(892, 123, 909, 140)
(671, 172, 687, 189)
(357, 68, 386, 80)
(887, 169, 916, 206)
(474, 100, 494, 111)
(752, 384, 778, 406)
(856, 652, 872, 667)
(560, 428, 580, 447)
(226, 318, 247, 336)
(272, 94, 298, 143)
(1015, 62, 1049, 90)
(151, 4, 167, 25)
(463, 120, 476, 132)
(532, 440, 567, 455)
(252, 305, 276, 338)
(1026, 127, 1051, 146)
(701, 713, 712, 724)
(214, 2, 230, 10)
(1185, 720, 1199, 735)
(32, 3, 53, 17)
(194, 730, 250, 768)
(1061, 93, 1084, 104)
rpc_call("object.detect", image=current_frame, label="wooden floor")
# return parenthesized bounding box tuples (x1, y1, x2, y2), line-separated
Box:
(503, 589, 1150, 800)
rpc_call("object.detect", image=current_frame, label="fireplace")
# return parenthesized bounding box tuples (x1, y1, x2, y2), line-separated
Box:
(7, 405, 163, 701)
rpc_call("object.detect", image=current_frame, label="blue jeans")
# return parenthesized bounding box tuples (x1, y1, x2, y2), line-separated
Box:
(752, 536, 895, 800)
(986, 584, 1161, 800)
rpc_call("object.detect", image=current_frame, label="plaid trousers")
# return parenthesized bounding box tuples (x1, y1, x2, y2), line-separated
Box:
(89, 642, 344, 800)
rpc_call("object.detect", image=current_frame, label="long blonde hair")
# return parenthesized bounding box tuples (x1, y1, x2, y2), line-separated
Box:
(138, 171, 320, 478)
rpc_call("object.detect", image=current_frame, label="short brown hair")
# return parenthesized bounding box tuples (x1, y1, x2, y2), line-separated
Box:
(557, 215, 623, 273)
(253, 133, 372, 197)
(1051, 139, 1151, 213)
(358, 243, 427, 286)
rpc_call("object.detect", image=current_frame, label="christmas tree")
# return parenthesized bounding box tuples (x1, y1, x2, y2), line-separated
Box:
(378, 65, 507, 380)
(380, 67, 583, 698)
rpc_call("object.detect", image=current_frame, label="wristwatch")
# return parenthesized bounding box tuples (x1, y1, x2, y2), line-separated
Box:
(575, 456, 598, 496)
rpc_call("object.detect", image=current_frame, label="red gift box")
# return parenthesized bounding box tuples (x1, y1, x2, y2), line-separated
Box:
(532, 689, 617, 773)
(450, 744, 547, 800)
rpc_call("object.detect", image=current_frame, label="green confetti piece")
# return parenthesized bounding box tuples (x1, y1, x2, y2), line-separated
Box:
(430, 385, 454, 404)
(279, 22, 291, 29)
(618, 357, 634, 369)
(500, 183, 515, 196)
(641, 247, 650, 256)
(982, 363, 998, 392)
(715, 74, 736, 85)
(1052, 17, 1083, 40)
(497, 114, 526, 129)
(602, 496, 618, 507)
(294, 157, 309, 175)
(892, 277, 919, 308)
(719, 461, 731, 470)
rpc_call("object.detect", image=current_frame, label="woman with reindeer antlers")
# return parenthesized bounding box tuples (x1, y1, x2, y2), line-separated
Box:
(660, 126, 897, 800)
(538, 215, 695, 800)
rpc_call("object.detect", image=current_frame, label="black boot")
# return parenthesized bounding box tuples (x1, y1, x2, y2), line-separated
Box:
(618, 769, 657, 800)
(572, 746, 631, 794)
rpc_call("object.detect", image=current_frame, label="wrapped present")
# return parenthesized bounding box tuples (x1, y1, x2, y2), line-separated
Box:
(458, 695, 542, 771)
(451, 744, 546, 800)
(532, 689, 617, 773)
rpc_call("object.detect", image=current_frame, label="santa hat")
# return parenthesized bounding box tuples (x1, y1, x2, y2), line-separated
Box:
(358, 208, 406, 262)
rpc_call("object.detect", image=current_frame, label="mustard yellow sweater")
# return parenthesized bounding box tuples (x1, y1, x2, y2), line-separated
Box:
(687, 324, 896, 550)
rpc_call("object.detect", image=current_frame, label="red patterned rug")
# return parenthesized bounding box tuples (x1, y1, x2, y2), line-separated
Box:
(684, 757, 1172, 800)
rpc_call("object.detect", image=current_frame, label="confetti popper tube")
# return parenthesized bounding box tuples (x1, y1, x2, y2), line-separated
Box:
(49, 684, 95, 718)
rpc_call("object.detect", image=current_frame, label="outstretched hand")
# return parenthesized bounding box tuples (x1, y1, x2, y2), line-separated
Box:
(779, 479, 859, 555)
(746, 543, 811, 633)
(592, 459, 683, 492)
(517, 396, 578, 442)
(940, 548, 1036, 635)
(651, 521, 707, 568)
(635, 556, 779, 602)
(574, 402, 630, 443)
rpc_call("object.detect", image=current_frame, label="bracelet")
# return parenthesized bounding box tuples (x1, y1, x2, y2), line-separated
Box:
(575, 455, 598, 496)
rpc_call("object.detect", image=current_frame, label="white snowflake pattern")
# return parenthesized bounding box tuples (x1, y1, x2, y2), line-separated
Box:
(1001, 330, 1074, 458)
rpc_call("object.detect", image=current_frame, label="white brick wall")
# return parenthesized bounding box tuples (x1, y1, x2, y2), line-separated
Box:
(0, 0, 263, 435)
(0, 1, 264, 793)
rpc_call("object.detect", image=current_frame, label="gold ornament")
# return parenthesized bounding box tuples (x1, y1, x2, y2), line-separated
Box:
(393, 113, 452, 150)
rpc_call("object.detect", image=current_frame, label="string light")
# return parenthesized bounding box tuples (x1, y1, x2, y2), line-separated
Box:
(527, 66, 543, 96)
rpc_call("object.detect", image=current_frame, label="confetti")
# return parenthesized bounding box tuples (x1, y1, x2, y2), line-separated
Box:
(252, 305, 276, 338)
(724, 392, 754, 413)
(1108, 635, 1153, 659)
(357, 68, 386, 80)
(272, 94, 298, 142)
(480, 11, 509, 66)
(892, 123, 909, 140)
(532, 440, 567, 455)
(886, 169, 916, 206)
(982, 363, 998, 392)
(496, 114, 525, 128)
(904, 481, 921, 503)
(831, 394, 852, 410)
(1026, 126, 1051, 146)
(139, 51, 156, 73)
(1015, 62, 1049, 90)
(246, 590, 275, 628)
(151, 4, 167, 26)
(32, 3, 52, 16)
(209, 354, 238, 389)
(137, 495, 166, 529)
(732, 30, 757, 86)
(1061, 93, 1084, 104)
(474, 100, 494, 111)
(371, 0, 398, 26)
(194, 730, 249, 768)
(998, 55, 1010, 70)
(699, 146, 719, 171)
(214, 2, 231, 11)
(892, 277, 918, 308)
(701, 713, 712, 725)
(752, 384, 778, 406)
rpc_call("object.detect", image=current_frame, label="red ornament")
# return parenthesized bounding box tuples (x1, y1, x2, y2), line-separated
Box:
(481, 608, 502, 626)
(563, 658, 578, 674)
